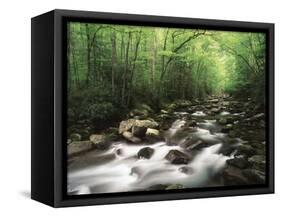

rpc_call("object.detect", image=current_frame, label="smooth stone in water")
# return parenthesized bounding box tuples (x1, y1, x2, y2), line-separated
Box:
(179, 166, 194, 174)
(137, 147, 154, 159)
(165, 150, 192, 164)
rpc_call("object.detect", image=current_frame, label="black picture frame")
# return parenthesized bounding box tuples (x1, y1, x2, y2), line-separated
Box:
(31, 9, 274, 208)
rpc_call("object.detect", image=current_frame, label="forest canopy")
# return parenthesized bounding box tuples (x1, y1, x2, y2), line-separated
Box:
(67, 22, 266, 127)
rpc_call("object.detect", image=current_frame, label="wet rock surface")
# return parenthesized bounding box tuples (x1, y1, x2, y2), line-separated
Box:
(165, 150, 193, 164)
(137, 147, 154, 159)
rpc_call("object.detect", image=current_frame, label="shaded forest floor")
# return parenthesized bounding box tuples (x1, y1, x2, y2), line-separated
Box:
(67, 95, 266, 193)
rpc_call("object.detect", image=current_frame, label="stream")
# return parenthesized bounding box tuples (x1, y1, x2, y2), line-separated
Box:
(68, 110, 242, 195)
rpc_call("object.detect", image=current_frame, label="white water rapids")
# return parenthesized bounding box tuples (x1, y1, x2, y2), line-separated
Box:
(68, 112, 238, 195)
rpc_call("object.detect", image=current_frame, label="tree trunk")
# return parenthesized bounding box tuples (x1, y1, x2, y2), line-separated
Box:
(151, 30, 157, 91)
(111, 31, 117, 96)
(127, 31, 142, 105)
(85, 24, 91, 86)
(122, 32, 131, 105)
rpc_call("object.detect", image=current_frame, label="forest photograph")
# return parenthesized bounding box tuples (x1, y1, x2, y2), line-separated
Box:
(66, 21, 267, 195)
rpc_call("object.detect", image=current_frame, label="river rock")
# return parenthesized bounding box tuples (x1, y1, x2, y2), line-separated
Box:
(248, 155, 266, 171)
(218, 117, 228, 125)
(140, 103, 153, 112)
(148, 184, 168, 191)
(130, 166, 143, 177)
(188, 120, 197, 127)
(119, 119, 137, 134)
(180, 137, 200, 149)
(68, 140, 93, 157)
(166, 103, 177, 112)
(210, 107, 221, 114)
(131, 109, 148, 118)
(137, 119, 159, 129)
(222, 166, 249, 185)
(221, 124, 233, 133)
(165, 184, 184, 190)
(89, 134, 109, 150)
(189, 140, 212, 150)
(132, 125, 147, 138)
(70, 133, 82, 141)
(249, 113, 265, 121)
(209, 98, 219, 103)
(222, 101, 230, 106)
(160, 109, 169, 114)
(147, 128, 160, 136)
(146, 128, 163, 143)
(116, 148, 124, 156)
(179, 166, 194, 174)
(226, 157, 250, 169)
(236, 144, 256, 157)
(137, 147, 154, 159)
(242, 169, 265, 184)
(205, 104, 212, 109)
(119, 119, 159, 135)
(228, 130, 238, 138)
(219, 145, 237, 156)
(122, 131, 141, 143)
(165, 150, 192, 164)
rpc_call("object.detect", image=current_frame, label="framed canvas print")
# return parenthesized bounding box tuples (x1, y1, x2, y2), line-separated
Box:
(31, 9, 274, 207)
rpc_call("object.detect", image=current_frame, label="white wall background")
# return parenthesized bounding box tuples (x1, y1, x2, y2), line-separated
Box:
(0, 0, 279, 215)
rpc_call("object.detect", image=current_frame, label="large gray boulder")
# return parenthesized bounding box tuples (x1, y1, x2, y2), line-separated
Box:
(119, 119, 159, 143)
(122, 131, 141, 143)
(242, 169, 265, 184)
(226, 157, 250, 169)
(222, 166, 249, 185)
(68, 141, 93, 157)
(119, 119, 159, 134)
(136, 119, 159, 129)
(119, 119, 137, 134)
(165, 150, 192, 164)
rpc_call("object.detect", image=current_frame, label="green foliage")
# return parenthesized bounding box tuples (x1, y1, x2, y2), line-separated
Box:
(67, 22, 266, 128)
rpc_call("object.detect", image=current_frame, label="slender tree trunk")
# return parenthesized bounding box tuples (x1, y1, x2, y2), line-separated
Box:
(67, 23, 72, 91)
(85, 24, 91, 86)
(151, 31, 157, 91)
(127, 31, 142, 105)
(111, 31, 117, 96)
(122, 32, 131, 105)
(158, 29, 169, 99)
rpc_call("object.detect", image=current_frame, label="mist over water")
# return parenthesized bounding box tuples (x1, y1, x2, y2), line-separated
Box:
(68, 112, 236, 195)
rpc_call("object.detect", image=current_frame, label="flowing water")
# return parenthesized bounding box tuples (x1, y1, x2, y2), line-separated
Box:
(68, 111, 240, 195)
